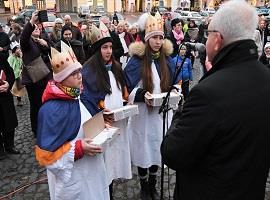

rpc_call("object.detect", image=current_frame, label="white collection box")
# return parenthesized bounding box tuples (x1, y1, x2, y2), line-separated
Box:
(145, 92, 181, 107)
(103, 105, 139, 121)
(83, 112, 119, 148)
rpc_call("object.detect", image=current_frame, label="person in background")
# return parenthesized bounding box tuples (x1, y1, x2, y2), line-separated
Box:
(117, 21, 134, 68)
(64, 15, 82, 41)
(169, 18, 185, 57)
(55, 25, 85, 65)
(0, 23, 11, 60)
(259, 42, 270, 68)
(164, 12, 172, 38)
(129, 23, 140, 41)
(0, 53, 20, 160)
(8, 42, 26, 106)
(161, 1, 270, 200)
(172, 44, 193, 101)
(36, 42, 109, 200)
(99, 16, 124, 62)
(257, 18, 266, 46)
(9, 23, 22, 43)
(50, 18, 63, 44)
(20, 11, 52, 137)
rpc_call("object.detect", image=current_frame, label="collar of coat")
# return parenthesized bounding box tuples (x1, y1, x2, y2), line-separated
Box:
(200, 39, 258, 82)
(128, 38, 173, 57)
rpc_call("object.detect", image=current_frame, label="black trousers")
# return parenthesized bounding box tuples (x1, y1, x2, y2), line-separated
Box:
(181, 80, 190, 101)
(26, 82, 46, 135)
(138, 165, 159, 178)
(0, 129, 15, 151)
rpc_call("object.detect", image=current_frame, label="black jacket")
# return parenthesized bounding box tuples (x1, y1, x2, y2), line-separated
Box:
(110, 30, 124, 61)
(0, 31, 11, 60)
(0, 57, 18, 132)
(161, 40, 270, 200)
(55, 39, 86, 65)
(20, 22, 52, 85)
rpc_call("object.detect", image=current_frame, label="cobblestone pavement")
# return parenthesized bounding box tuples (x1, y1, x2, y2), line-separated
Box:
(0, 60, 269, 200)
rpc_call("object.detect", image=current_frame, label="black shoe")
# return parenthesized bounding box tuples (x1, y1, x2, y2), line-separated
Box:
(140, 179, 151, 200)
(149, 175, 160, 200)
(0, 151, 6, 160)
(5, 147, 20, 154)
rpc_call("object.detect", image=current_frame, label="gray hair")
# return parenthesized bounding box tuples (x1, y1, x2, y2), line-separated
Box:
(209, 0, 258, 46)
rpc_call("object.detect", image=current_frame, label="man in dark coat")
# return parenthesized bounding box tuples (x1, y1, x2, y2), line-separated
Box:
(55, 25, 85, 65)
(99, 16, 124, 62)
(0, 54, 19, 159)
(161, 1, 270, 200)
(0, 23, 11, 60)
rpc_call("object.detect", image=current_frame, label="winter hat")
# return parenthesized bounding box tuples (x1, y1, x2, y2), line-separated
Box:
(143, 12, 164, 41)
(50, 41, 82, 82)
(55, 18, 63, 24)
(90, 21, 113, 54)
(264, 42, 270, 50)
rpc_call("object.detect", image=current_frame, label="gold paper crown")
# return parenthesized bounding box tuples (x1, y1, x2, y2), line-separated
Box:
(145, 12, 164, 35)
(50, 41, 79, 74)
(90, 21, 111, 44)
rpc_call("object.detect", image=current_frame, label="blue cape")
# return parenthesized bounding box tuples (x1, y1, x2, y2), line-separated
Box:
(124, 56, 178, 93)
(37, 99, 81, 152)
(80, 64, 108, 116)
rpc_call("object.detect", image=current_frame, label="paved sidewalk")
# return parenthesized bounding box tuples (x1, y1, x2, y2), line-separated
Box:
(0, 60, 269, 199)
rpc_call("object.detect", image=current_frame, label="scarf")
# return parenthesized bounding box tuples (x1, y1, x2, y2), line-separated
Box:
(56, 83, 80, 98)
(105, 59, 113, 71)
(172, 30, 184, 45)
(152, 52, 160, 60)
(118, 32, 129, 53)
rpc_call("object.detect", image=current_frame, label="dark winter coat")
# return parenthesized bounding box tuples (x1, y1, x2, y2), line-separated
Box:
(20, 22, 52, 85)
(0, 56, 18, 132)
(161, 40, 270, 200)
(110, 30, 124, 61)
(0, 31, 11, 60)
(55, 39, 86, 65)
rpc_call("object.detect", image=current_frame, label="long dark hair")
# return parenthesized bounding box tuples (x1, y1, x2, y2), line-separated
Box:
(141, 42, 170, 93)
(84, 50, 125, 95)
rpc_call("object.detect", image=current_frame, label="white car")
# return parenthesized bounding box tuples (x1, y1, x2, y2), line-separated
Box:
(78, 5, 90, 17)
(180, 11, 203, 25)
(204, 7, 216, 14)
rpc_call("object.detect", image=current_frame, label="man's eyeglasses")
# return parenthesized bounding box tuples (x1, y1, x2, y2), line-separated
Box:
(205, 30, 223, 39)
(70, 69, 82, 79)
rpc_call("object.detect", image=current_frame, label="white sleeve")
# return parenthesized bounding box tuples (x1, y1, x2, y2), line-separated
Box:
(46, 141, 76, 184)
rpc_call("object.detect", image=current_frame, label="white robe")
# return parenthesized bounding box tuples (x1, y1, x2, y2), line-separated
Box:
(103, 71, 132, 184)
(127, 62, 173, 168)
(47, 101, 110, 200)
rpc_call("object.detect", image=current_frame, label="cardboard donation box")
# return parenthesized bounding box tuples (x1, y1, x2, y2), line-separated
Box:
(145, 92, 181, 107)
(83, 112, 119, 147)
(103, 105, 139, 121)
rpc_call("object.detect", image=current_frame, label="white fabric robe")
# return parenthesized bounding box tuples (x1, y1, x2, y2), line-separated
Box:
(127, 61, 173, 168)
(47, 101, 110, 200)
(103, 71, 132, 184)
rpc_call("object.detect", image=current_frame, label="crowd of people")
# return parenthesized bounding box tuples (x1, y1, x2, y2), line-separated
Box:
(0, 0, 270, 200)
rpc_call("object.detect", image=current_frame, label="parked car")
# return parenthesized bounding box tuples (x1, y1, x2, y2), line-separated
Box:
(12, 9, 35, 25)
(199, 10, 210, 18)
(180, 11, 203, 25)
(204, 7, 216, 14)
(174, 7, 190, 13)
(78, 5, 90, 18)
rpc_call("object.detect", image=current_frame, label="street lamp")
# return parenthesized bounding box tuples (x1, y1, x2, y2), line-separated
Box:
(12, 0, 15, 14)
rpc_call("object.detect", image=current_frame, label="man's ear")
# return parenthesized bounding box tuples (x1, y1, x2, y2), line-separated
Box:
(214, 35, 223, 51)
